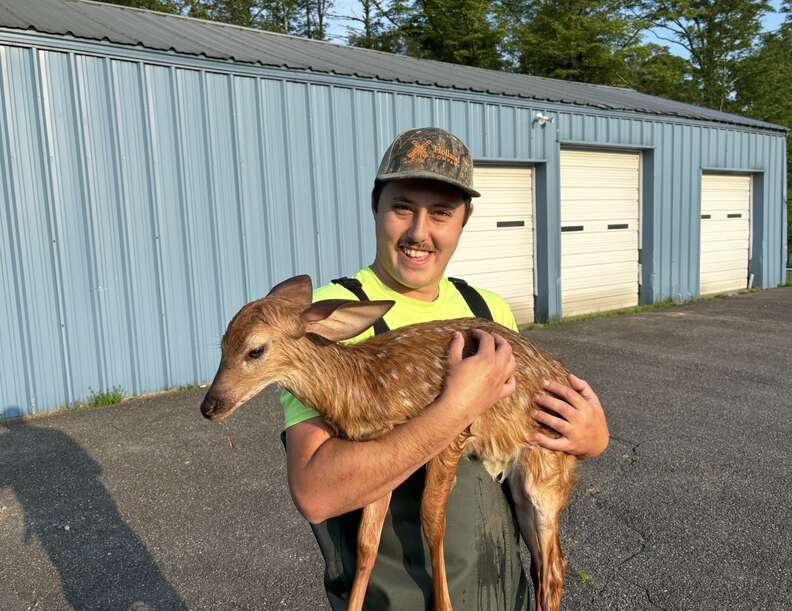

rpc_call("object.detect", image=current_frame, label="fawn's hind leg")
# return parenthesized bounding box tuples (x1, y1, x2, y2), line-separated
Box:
(507, 449, 576, 611)
(348, 491, 392, 611)
(421, 432, 468, 611)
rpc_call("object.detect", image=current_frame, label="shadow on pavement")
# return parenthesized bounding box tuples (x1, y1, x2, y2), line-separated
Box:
(0, 408, 187, 610)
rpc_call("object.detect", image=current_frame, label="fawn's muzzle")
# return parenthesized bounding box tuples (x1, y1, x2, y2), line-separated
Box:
(200, 395, 222, 420)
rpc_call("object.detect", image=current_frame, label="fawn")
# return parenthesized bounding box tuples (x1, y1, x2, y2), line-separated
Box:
(200, 274, 578, 611)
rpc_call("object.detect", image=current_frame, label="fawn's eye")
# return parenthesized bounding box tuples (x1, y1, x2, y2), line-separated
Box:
(247, 346, 266, 360)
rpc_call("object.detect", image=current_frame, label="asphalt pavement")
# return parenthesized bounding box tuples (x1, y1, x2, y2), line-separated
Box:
(1, 287, 790, 610)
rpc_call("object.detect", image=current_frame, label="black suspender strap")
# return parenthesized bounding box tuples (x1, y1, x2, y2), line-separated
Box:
(448, 277, 493, 321)
(331, 277, 391, 335)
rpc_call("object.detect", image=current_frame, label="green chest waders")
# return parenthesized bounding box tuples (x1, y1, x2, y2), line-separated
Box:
(300, 278, 530, 610)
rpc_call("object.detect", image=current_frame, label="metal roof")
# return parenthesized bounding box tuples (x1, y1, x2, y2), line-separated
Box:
(0, 0, 786, 133)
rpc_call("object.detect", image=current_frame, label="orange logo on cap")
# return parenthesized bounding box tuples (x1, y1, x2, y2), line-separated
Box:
(408, 139, 433, 164)
(407, 138, 461, 168)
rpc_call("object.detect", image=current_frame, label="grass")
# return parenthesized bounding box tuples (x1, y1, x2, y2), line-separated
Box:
(86, 386, 125, 407)
(519, 298, 683, 331)
(576, 570, 594, 585)
(786, 269, 792, 286)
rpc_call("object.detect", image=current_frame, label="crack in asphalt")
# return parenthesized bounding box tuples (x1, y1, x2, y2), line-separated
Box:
(588, 435, 667, 606)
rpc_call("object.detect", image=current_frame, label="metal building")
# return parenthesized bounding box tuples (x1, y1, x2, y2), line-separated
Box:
(0, 0, 787, 418)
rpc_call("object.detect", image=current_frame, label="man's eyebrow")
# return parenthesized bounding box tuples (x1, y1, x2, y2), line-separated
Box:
(390, 197, 458, 208)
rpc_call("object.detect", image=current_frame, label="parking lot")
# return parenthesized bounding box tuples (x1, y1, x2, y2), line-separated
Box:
(1, 287, 790, 610)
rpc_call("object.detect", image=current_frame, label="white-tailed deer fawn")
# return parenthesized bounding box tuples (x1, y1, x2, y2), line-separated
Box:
(201, 275, 578, 611)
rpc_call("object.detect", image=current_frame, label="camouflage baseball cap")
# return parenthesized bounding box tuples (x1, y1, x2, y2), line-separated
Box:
(375, 127, 481, 198)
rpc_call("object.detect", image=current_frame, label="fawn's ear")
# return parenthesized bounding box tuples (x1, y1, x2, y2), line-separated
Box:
(302, 299, 395, 341)
(267, 275, 313, 305)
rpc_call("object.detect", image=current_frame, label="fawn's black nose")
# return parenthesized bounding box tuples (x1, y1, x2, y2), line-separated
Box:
(200, 396, 217, 419)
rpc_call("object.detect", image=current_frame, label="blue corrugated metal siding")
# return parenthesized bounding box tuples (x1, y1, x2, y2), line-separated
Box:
(0, 39, 787, 418)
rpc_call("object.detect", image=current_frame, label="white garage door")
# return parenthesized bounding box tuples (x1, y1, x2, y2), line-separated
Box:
(446, 166, 535, 324)
(700, 174, 751, 295)
(560, 150, 641, 317)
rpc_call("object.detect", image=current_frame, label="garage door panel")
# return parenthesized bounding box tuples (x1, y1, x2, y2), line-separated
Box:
(563, 289, 638, 317)
(560, 150, 640, 316)
(563, 250, 638, 268)
(701, 219, 749, 233)
(447, 255, 531, 275)
(561, 187, 639, 202)
(457, 230, 533, 252)
(561, 232, 637, 254)
(700, 174, 750, 295)
(561, 200, 638, 222)
(463, 215, 533, 231)
(563, 263, 638, 288)
(450, 165, 534, 324)
(562, 150, 640, 168)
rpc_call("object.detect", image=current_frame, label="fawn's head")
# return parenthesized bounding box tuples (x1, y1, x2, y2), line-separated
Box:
(200, 275, 394, 422)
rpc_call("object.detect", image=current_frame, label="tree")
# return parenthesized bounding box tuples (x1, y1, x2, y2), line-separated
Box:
(734, 3, 792, 261)
(502, 0, 647, 84)
(641, 0, 771, 110)
(99, 0, 187, 12)
(343, 0, 413, 52)
(618, 43, 698, 101)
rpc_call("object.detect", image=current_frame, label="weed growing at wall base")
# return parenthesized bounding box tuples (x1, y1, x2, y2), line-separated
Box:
(86, 386, 125, 407)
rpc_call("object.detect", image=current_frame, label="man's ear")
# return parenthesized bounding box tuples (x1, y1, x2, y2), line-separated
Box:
(302, 299, 395, 341)
(267, 275, 313, 305)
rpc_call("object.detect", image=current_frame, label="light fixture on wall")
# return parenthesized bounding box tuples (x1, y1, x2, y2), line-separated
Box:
(534, 112, 554, 126)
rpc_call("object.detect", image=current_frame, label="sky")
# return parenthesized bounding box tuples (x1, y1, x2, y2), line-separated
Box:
(325, 0, 789, 57)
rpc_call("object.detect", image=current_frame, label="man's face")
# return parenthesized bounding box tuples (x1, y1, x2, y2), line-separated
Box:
(372, 179, 470, 299)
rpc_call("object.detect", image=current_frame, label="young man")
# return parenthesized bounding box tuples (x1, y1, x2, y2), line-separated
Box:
(281, 128, 609, 610)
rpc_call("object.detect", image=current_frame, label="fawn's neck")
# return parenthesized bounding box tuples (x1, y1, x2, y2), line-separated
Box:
(280, 338, 379, 429)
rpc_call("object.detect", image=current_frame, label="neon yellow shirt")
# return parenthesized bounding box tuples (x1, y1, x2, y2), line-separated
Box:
(280, 266, 518, 428)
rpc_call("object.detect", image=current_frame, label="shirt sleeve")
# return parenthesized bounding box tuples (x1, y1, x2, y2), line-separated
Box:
(281, 388, 321, 429)
(478, 288, 519, 332)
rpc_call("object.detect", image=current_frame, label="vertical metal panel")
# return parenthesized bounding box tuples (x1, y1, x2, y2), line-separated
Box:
(234, 75, 271, 301)
(308, 83, 343, 281)
(3, 46, 64, 414)
(353, 88, 377, 263)
(259, 78, 296, 278)
(284, 81, 319, 279)
(111, 59, 167, 393)
(174, 67, 221, 380)
(328, 86, 361, 275)
(394, 93, 414, 134)
(413, 95, 432, 127)
(0, 45, 35, 416)
(0, 37, 787, 416)
(144, 63, 194, 386)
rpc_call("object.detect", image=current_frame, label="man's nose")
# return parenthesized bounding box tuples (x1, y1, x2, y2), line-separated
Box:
(407, 209, 429, 242)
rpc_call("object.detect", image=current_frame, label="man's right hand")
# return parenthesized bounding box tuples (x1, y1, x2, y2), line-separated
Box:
(439, 329, 517, 424)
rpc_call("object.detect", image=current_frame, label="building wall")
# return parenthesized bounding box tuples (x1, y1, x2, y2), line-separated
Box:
(0, 34, 787, 417)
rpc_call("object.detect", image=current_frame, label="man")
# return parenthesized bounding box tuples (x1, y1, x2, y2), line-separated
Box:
(281, 127, 609, 610)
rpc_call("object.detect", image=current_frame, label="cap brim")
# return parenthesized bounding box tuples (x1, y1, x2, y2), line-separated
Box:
(376, 170, 481, 198)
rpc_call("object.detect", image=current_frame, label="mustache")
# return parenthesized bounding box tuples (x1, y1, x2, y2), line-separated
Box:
(398, 240, 436, 252)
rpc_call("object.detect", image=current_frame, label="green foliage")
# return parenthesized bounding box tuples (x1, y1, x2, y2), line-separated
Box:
(86, 386, 126, 407)
(734, 11, 792, 261)
(641, 0, 772, 110)
(502, 0, 646, 84)
(618, 43, 698, 101)
(401, 0, 506, 69)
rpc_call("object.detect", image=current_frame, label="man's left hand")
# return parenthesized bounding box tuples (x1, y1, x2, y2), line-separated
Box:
(530, 373, 609, 459)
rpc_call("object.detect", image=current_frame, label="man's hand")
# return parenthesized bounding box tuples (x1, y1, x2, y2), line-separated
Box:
(440, 329, 517, 424)
(531, 373, 609, 459)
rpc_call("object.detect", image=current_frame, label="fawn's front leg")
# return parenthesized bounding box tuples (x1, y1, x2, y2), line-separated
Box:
(348, 491, 392, 611)
(420, 432, 468, 611)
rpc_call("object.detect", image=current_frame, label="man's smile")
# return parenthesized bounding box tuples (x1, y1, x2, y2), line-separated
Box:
(398, 244, 435, 264)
